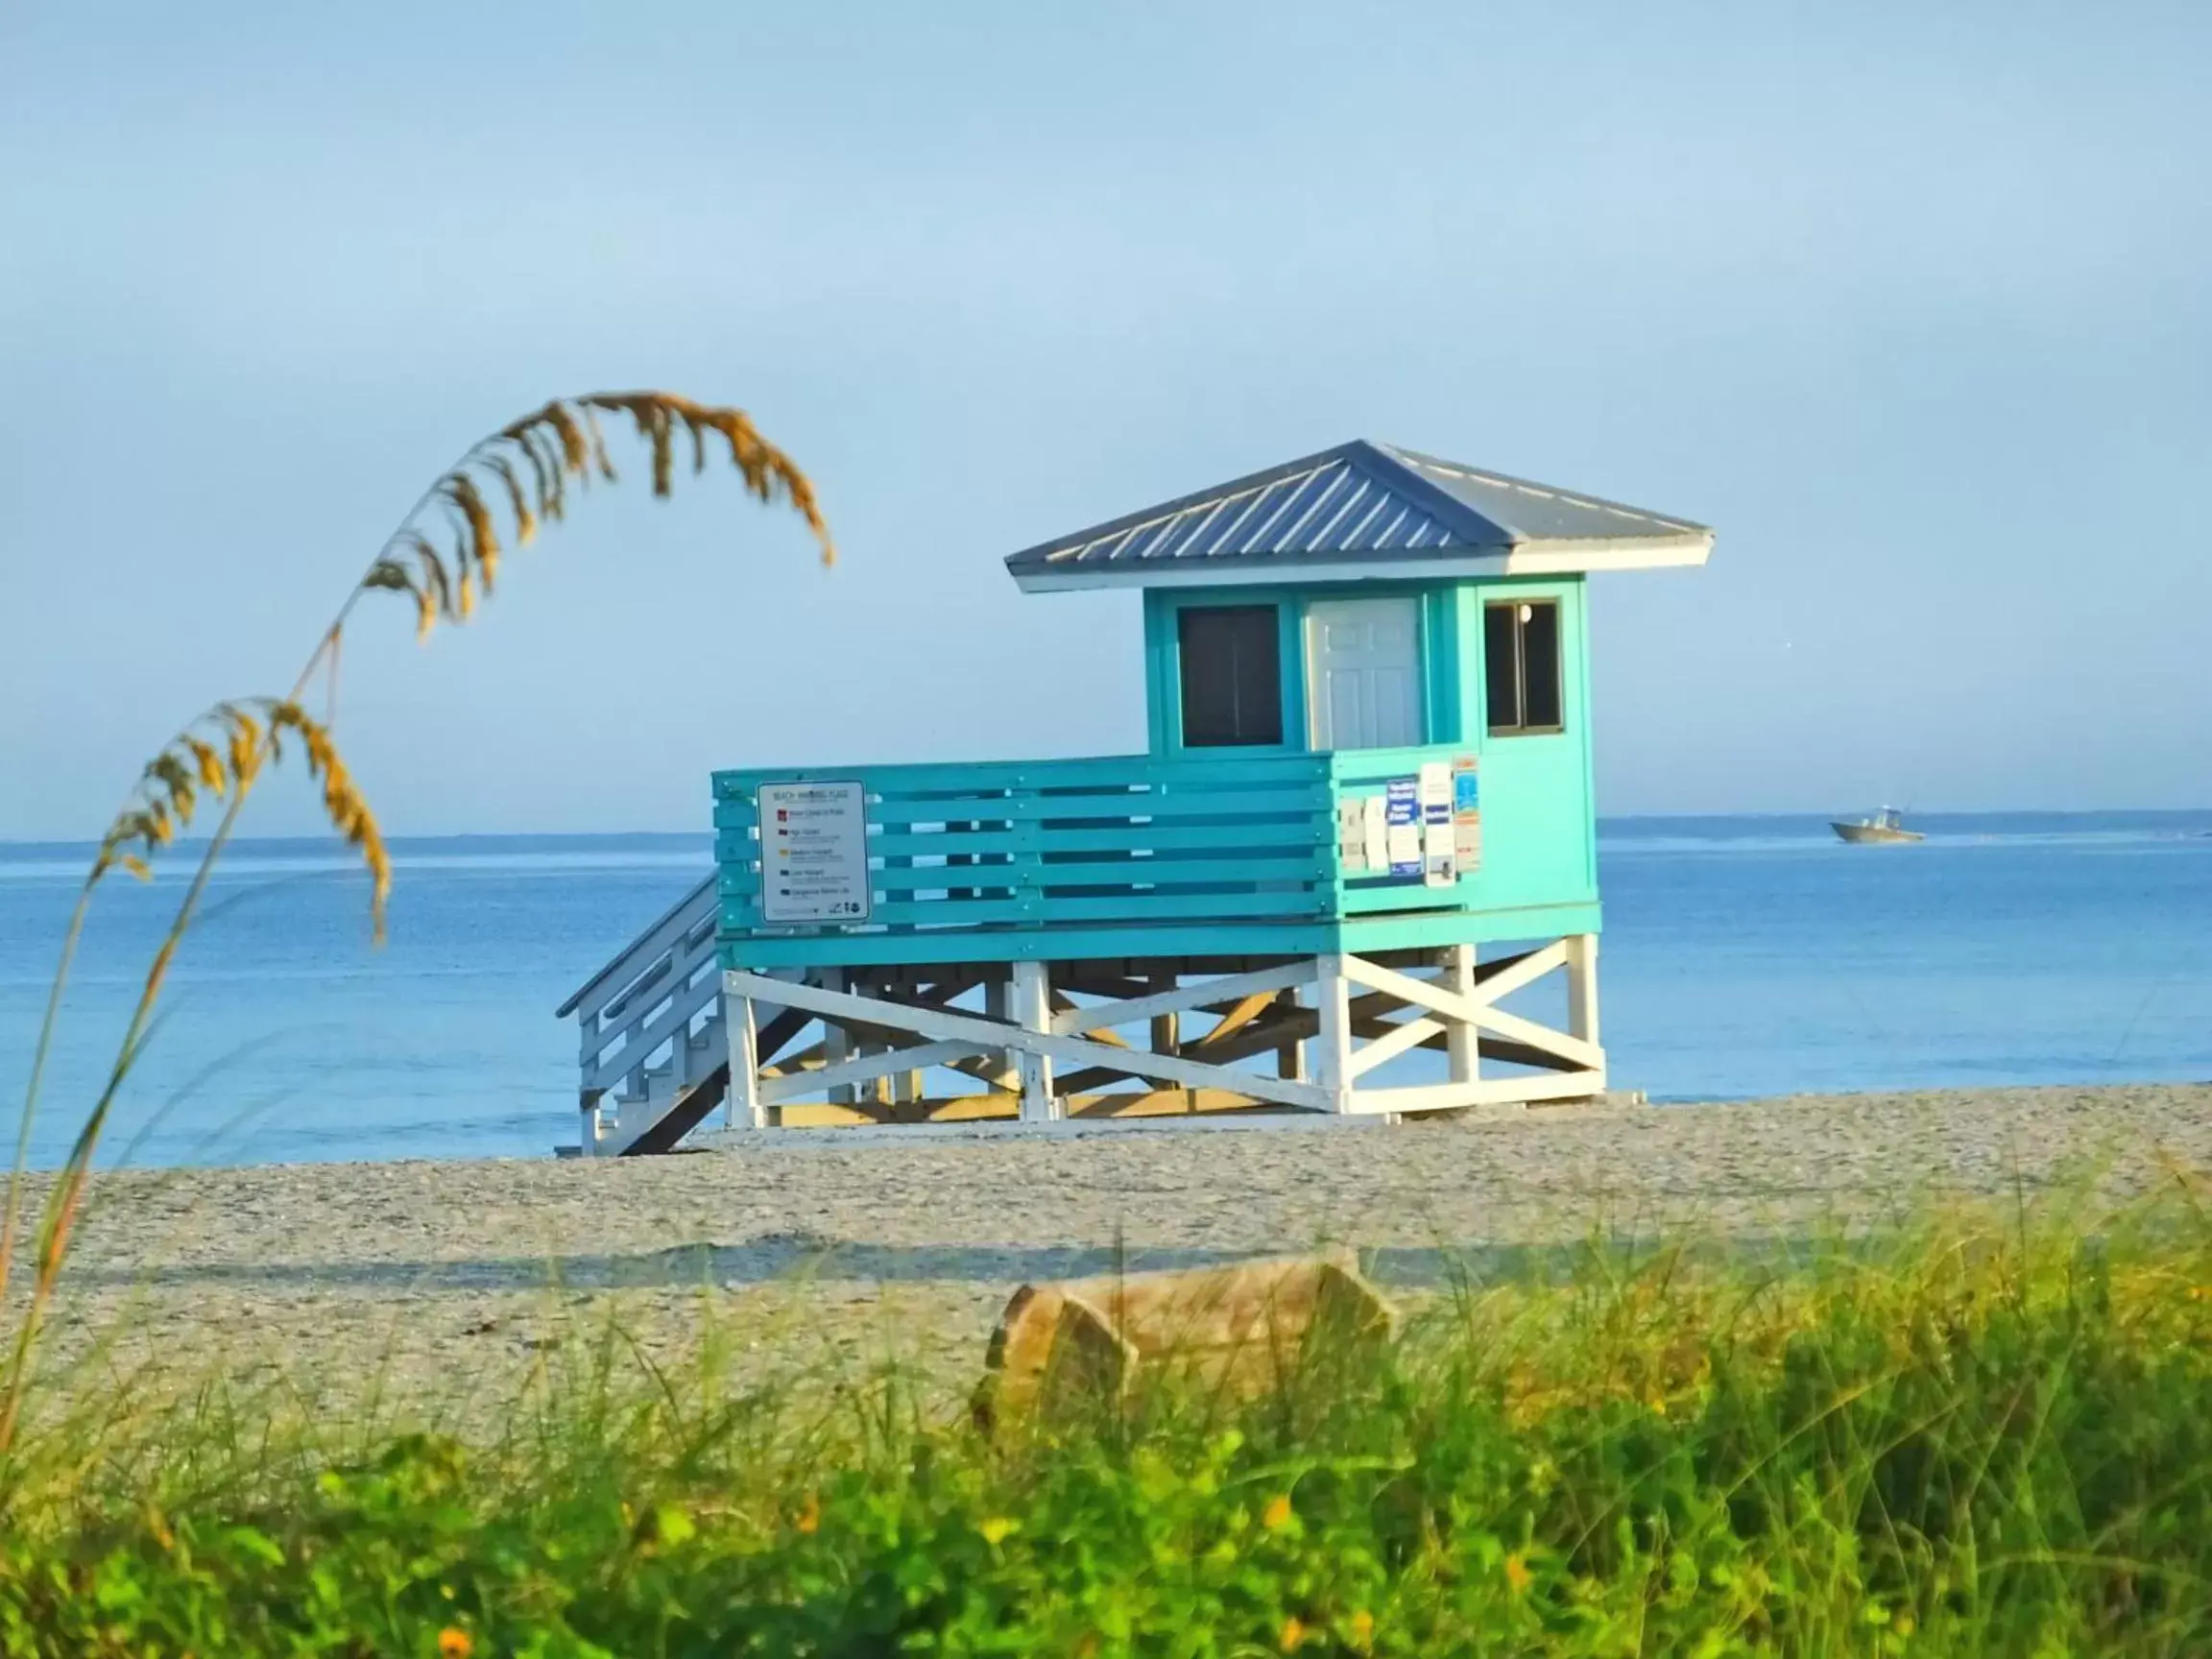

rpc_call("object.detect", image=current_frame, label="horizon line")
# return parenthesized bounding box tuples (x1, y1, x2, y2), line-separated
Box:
(4, 804, 2209, 854)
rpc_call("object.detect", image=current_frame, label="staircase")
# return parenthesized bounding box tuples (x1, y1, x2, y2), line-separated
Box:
(556, 874, 727, 1156)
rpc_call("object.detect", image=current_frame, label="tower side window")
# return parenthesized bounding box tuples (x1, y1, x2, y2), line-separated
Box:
(1178, 606, 1284, 747)
(1484, 600, 1563, 735)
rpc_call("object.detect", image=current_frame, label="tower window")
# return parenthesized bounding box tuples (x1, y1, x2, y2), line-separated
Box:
(1484, 599, 1562, 734)
(1178, 605, 1284, 747)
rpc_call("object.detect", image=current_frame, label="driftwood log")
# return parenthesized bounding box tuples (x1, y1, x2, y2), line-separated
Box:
(974, 1249, 1396, 1429)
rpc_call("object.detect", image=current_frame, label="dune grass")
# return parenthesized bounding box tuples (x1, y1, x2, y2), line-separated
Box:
(0, 1184, 2205, 1656)
(4, 391, 830, 1461)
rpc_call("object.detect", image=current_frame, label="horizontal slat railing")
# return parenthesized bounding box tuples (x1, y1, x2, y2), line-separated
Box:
(714, 756, 1338, 948)
(558, 875, 718, 1023)
(712, 744, 1500, 960)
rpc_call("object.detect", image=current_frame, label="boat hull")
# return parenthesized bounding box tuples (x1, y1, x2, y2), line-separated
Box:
(1831, 821, 1925, 845)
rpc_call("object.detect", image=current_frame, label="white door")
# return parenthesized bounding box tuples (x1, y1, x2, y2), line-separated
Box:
(1305, 597, 1423, 750)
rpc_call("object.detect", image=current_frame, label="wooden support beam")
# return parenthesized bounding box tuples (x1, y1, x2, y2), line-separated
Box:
(1046, 962, 1311, 1039)
(1471, 945, 1540, 985)
(822, 968, 854, 1107)
(1190, 990, 1284, 1051)
(1479, 1036, 1590, 1074)
(1273, 988, 1305, 1081)
(1338, 955, 1601, 1073)
(754, 1006, 813, 1070)
(784, 1085, 1301, 1128)
(1313, 955, 1353, 1114)
(1334, 1018, 1588, 1076)
(865, 1034, 895, 1109)
(945, 1051, 1022, 1092)
(726, 990, 764, 1130)
(758, 1039, 826, 1080)
(1146, 972, 1179, 1064)
(722, 935, 1604, 1130)
(1469, 941, 1569, 1003)
(1049, 989, 1132, 1047)
(1068, 1087, 1293, 1119)
(1566, 933, 1599, 1046)
(759, 1036, 997, 1107)
(1341, 1070, 1603, 1116)
(980, 978, 1019, 1092)
(1445, 943, 1479, 1086)
(725, 971, 1332, 1112)
(870, 974, 986, 1011)
(1011, 960, 1056, 1123)
(1057, 974, 1157, 1002)
(781, 1094, 1020, 1127)
(1347, 1014, 1446, 1080)
(1051, 1000, 1317, 1094)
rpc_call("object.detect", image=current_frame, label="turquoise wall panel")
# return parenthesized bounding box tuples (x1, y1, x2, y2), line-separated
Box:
(1450, 577, 1599, 913)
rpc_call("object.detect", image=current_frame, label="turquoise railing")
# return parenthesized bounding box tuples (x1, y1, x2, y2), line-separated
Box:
(713, 745, 1488, 964)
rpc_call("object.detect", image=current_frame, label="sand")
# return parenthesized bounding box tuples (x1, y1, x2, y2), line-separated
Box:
(13, 1083, 2210, 1432)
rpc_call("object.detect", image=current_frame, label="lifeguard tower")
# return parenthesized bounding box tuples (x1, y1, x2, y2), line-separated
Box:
(559, 441, 1710, 1154)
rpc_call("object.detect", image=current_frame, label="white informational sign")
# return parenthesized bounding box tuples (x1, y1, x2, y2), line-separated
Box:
(1384, 778, 1422, 878)
(1452, 755, 1481, 871)
(1361, 795, 1389, 874)
(1423, 821, 1457, 887)
(1417, 762, 1452, 821)
(757, 780, 872, 924)
(1336, 800, 1368, 873)
(1417, 761, 1456, 886)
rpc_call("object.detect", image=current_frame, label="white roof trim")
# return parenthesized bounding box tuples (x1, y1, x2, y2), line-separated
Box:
(1010, 534, 1712, 593)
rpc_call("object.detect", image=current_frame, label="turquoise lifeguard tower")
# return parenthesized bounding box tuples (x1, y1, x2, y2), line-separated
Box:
(559, 442, 1710, 1153)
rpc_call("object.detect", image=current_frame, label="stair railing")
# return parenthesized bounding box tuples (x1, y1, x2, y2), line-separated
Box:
(556, 873, 722, 1153)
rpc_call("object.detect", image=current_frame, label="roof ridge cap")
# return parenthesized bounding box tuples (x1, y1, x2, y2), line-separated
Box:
(1382, 444, 1710, 535)
(1345, 439, 1518, 548)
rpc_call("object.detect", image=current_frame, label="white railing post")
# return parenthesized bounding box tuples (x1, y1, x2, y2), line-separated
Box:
(1010, 959, 1056, 1122)
(822, 968, 853, 1107)
(725, 974, 763, 1130)
(559, 877, 732, 1154)
(1565, 933, 1599, 1047)
(1312, 954, 1354, 1114)
(1445, 943, 1479, 1086)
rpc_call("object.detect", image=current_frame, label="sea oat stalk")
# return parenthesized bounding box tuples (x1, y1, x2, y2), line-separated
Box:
(0, 394, 830, 1455)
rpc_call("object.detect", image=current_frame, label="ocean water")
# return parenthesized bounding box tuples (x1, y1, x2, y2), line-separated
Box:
(1, 813, 2207, 1168)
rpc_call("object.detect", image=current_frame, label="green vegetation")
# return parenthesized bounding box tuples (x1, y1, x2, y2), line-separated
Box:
(1, 1190, 2205, 1655)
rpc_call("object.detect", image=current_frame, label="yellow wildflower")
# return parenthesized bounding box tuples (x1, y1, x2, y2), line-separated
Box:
(1262, 1493, 1294, 1530)
(1348, 1608, 1376, 1650)
(978, 1516, 1018, 1547)
(1279, 1615, 1307, 1651)
(795, 1493, 821, 1534)
(1505, 1551, 1534, 1596)
(438, 1630, 473, 1659)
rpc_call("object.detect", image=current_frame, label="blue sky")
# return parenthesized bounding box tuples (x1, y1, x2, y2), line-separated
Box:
(3, 1, 2206, 840)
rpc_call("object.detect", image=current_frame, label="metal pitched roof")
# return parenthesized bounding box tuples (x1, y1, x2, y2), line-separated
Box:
(1004, 441, 1712, 592)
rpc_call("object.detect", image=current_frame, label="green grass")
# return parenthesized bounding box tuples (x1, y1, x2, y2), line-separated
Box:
(2, 1186, 2208, 1657)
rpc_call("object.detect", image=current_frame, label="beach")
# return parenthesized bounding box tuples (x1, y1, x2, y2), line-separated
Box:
(13, 1081, 2206, 1431)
